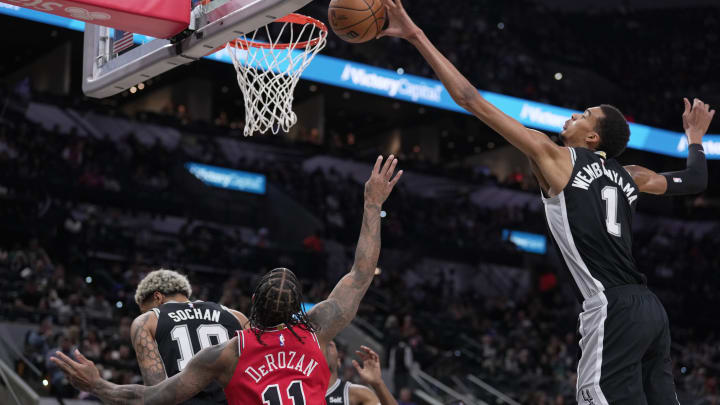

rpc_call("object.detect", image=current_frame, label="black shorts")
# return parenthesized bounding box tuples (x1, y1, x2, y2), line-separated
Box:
(576, 284, 679, 405)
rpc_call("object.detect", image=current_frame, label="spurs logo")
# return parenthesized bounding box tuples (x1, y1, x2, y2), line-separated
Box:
(581, 389, 595, 404)
(64, 7, 110, 21)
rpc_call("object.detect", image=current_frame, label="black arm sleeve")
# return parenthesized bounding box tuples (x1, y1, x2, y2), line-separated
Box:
(661, 143, 708, 196)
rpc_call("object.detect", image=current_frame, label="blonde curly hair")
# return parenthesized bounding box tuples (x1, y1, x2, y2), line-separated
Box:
(134, 269, 192, 306)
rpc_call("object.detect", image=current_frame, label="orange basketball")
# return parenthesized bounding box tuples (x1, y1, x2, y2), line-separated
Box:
(328, 0, 386, 44)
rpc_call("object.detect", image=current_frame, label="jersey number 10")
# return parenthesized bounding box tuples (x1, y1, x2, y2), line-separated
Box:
(170, 324, 229, 370)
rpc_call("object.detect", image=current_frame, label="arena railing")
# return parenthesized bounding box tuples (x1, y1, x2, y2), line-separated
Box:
(466, 375, 521, 405)
(0, 358, 38, 405)
(411, 366, 484, 405)
(0, 332, 41, 405)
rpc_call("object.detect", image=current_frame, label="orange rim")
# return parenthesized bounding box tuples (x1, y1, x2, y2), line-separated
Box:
(226, 13, 327, 50)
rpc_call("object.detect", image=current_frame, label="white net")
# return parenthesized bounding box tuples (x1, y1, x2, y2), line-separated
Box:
(227, 15, 327, 137)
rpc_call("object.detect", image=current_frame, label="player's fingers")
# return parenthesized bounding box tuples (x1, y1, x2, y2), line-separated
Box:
(355, 350, 370, 361)
(684, 98, 691, 114)
(390, 170, 404, 186)
(55, 351, 80, 368)
(376, 25, 392, 39)
(50, 357, 75, 376)
(381, 155, 395, 176)
(368, 350, 379, 361)
(359, 345, 376, 356)
(75, 349, 90, 365)
(373, 155, 383, 175)
(385, 158, 398, 180)
(351, 360, 362, 372)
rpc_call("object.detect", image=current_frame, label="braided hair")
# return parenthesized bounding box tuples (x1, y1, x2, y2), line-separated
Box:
(249, 268, 316, 345)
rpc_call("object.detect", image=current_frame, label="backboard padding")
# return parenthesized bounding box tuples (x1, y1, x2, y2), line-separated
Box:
(82, 0, 313, 98)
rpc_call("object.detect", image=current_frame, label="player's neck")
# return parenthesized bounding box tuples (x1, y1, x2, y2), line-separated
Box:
(328, 373, 338, 390)
(163, 294, 190, 304)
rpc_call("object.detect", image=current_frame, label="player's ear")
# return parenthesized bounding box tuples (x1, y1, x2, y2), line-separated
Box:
(153, 291, 165, 304)
(586, 130, 600, 148)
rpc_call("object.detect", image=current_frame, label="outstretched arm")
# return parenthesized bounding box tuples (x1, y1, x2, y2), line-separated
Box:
(130, 312, 167, 386)
(309, 156, 403, 345)
(378, 0, 564, 165)
(626, 98, 713, 195)
(51, 340, 237, 405)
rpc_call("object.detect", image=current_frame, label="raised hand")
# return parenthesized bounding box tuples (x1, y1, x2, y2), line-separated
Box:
(50, 349, 101, 393)
(364, 155, 403, 207)
(376, 0, 421, 40)
(683, 97, 716, 144)
(352, 345, 383, 386)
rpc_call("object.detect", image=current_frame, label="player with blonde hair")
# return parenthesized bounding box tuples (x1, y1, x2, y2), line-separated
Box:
(131, 269, 248, 405)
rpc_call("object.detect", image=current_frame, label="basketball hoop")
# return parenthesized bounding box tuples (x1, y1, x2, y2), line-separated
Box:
(226, 13, 327, 137)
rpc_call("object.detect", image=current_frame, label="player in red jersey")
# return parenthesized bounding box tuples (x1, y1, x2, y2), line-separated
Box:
(50, 155, 403, 405)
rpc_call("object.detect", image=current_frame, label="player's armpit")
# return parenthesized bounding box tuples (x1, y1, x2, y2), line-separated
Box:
(526, 135, 574, 195)
(130, 312, 167, 386)
(624, 165, 668, 195)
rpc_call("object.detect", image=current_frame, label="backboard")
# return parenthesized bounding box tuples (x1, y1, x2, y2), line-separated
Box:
(82, 0, 312, 98)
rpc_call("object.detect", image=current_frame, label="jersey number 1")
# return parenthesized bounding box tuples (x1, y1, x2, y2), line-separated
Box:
(601, 186, 621, 237)
(262, 381, 306, 405)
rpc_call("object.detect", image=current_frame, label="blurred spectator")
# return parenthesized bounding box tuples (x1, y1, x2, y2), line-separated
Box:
(45, 332, 77, 397)
(398, 387, 417, 405)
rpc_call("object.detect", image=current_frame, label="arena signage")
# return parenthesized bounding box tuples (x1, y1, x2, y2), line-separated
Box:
(338, 64, 443, 103)
(2, 6, 719, 160)
(502, 229, 547, 254)
(185, 162, 266, 195)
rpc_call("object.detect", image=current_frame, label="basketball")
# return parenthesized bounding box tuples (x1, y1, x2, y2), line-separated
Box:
(328, 0, 386, 44)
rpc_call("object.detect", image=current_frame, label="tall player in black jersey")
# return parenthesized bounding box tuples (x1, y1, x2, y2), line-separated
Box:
(132, 269, 248, 404)
(378, 1, 714, 404)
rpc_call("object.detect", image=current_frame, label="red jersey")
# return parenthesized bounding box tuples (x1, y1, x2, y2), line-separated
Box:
(224, 326, 330, 405)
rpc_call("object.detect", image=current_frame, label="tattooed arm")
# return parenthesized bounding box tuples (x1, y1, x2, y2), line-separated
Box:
(50, 338, 238, 405)
(310, 156, 403, 345)
(131, 312, 167, 385)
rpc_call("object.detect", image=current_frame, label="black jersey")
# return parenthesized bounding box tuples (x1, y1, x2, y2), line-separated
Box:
(542, 147, 646, 301)
(325, 378, 353, 405)
(152, 300, 242, 405)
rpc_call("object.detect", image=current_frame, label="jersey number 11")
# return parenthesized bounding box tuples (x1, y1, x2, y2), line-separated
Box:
(262, 380, 307, 405)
